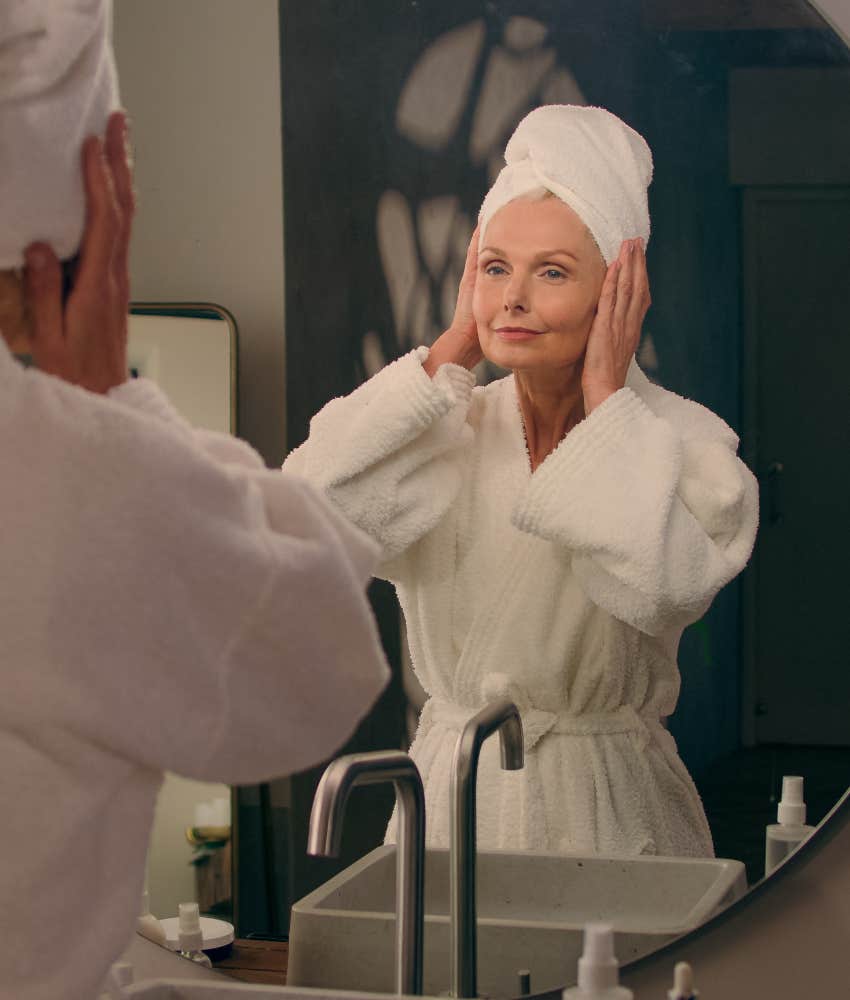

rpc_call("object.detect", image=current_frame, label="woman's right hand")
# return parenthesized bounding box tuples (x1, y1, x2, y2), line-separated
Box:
(423, 226, 483, 377)
(23, 111, 135, 394)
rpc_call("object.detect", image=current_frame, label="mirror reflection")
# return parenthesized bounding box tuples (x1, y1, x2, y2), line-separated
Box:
(114, 0, 849, 967)
(2, 0, 846, 994)
(276, 0, 848, 907)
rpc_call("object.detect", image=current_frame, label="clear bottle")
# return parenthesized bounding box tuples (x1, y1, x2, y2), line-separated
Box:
(563, 923, 633, 1000)
(177, 901, 212, 968)
(136, 889, 167, 946)
(765, 775, 815, 876)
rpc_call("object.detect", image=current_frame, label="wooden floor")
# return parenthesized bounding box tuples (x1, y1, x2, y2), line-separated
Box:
(216, 939, 289, 986)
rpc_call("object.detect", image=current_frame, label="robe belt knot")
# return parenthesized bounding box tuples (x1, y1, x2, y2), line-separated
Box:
(423, 696, 655, 753)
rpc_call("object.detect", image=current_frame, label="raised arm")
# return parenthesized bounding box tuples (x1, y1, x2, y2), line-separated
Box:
(281, 232, 485, 565)
(513, 241, 758, 636)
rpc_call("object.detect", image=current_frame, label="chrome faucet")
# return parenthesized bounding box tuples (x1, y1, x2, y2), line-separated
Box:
(307, 750, 426, 995)
(450, 699, 524, 998)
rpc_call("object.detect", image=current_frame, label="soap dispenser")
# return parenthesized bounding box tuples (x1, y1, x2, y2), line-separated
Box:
(562, 923, 633, 1000)
(765, 775, 815, 876)
(177, 902, 212, 968)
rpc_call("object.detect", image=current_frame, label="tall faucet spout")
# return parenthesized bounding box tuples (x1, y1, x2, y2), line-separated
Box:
(307, 750, 425, 995)
(450, 698, 524, 998)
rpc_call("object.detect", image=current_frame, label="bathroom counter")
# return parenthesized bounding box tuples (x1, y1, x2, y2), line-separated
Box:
(122, 934, 288, 988)
(215, 939, 289, 985)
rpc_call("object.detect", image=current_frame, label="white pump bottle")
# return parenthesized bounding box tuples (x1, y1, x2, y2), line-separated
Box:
(765, 774, 815, 876)
(562, 923, 633, 1000)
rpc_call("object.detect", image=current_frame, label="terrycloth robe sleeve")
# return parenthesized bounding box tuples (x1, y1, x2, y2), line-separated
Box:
(282, 348, 475, 564)
(10, 361, 390, 786)
(512, 371, 759, 638)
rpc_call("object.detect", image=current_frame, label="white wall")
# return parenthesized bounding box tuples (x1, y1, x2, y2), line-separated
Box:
(113, 0, 286, 465)
(112, 0, 286, 918)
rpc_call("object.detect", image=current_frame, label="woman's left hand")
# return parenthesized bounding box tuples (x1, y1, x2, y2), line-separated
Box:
(581, 238, 651, 414)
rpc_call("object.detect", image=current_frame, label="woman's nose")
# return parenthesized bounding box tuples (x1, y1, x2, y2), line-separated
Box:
(504, 278, 529, 312)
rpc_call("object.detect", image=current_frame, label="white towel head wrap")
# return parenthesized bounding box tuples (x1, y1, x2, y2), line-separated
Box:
(479, 104, 653, 266)
(0, 0, 120, 270)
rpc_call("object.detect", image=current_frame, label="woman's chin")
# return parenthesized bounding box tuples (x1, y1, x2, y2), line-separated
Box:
(482, 340, 563, 374)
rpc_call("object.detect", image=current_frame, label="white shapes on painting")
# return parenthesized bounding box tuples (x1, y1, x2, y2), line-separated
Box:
(504, 17, 548, 51)
(396, 20, 486, 151)
(541, 67, 587, 106)
(638, 330, 660, 375)
(378, 190, 420, 346)
(468, 46, 557, 164)
(418, 196, 461, 280)
(362, 330, 387, 377)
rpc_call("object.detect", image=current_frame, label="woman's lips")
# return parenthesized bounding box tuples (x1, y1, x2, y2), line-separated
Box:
(494, 326, 544, 341)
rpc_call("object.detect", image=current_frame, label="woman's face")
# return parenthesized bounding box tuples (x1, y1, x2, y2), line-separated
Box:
(473, 195, 607, 375)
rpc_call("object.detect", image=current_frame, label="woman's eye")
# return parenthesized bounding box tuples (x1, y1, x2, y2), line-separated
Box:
(541, 268, 566, 280)
(484, 263, 507, 276)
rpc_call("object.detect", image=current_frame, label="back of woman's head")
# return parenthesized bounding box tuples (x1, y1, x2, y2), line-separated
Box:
(0, 0, 120, 272)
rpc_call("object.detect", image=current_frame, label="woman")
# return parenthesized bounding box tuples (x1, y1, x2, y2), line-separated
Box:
(285, 104, 758, 858)
(0, 5, 388, 998)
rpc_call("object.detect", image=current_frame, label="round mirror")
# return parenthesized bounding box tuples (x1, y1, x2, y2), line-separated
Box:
(112, 0, 849, 988)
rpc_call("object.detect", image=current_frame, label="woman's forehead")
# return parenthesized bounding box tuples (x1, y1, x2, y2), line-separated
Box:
(482, 196, 592, 257)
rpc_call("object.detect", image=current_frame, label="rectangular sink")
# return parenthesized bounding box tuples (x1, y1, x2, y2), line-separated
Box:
(288, 846, 746, 997)
(124, 983, 409, 999)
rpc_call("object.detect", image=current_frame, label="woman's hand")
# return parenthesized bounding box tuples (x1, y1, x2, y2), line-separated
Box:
(581, 238, 651, 414)
(423, 226, 483, 378)
(23, 111, 135, 394)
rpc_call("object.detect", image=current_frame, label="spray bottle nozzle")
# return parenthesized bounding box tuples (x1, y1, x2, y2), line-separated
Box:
(777, 775, 807, 826)
(668, 961, 698, 999)
(577, 923, 619, 992)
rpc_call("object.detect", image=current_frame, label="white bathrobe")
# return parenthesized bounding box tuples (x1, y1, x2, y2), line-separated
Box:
(0, 340, 389, 1000)
(284, 348, 759, 858)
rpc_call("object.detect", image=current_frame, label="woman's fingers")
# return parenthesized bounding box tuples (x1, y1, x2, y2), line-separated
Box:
(23, 243, 64, 370)
(612, 240, 636, 330)
(596, 258, 620, 319)
(73, 135, 120, 303)
(628, 240, 651, 327)
(104, 111, 134, 294)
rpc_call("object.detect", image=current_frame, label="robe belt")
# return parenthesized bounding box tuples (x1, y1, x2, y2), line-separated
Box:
(422, 696, 656, 753)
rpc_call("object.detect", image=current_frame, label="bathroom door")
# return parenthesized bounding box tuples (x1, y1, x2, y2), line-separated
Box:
(742, 187, 850, 745)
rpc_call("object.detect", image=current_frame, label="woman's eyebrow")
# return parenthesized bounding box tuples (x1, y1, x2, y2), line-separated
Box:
(535, 248, 579, 261)
(478, 245, 505, 256)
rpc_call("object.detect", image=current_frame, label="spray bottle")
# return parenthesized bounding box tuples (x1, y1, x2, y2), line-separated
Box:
(563, 923, 633, 1000)
(668, 961, 698, 999)
(177, 902, 212, 968)
(765, 775, 815, 876)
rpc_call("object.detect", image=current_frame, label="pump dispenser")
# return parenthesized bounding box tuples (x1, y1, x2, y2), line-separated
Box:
(177, 902, 212, 968)
(668, 961, 699, 999)
(765, 775, 815, 875)
(562, 924, 633, 1000)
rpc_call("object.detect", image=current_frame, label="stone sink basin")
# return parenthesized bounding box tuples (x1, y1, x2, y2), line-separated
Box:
(287, 846, 747, 997)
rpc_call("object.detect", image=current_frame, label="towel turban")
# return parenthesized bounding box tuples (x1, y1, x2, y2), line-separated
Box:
(0, 0, 120, 270)
(479, 104, 653, 266)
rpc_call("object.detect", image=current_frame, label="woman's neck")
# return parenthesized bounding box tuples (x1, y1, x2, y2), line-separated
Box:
(514, 364, 585, 472)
